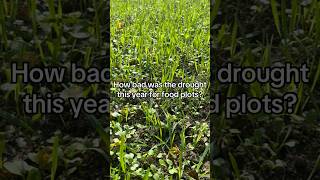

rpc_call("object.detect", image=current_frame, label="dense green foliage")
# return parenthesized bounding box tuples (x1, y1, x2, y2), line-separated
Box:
(212, 0, 320, 179)
(0, 0, 109, 179)
(1, 0, 319, 179)
(110, 0, 210, 179)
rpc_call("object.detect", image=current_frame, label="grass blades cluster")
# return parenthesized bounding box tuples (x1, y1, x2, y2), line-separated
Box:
(111, 0, 210, 179)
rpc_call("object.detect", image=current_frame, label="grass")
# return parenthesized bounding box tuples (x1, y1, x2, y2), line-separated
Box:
(212, 0, 320, 179)
(0, 133, 4, 169)
(50, 136, 59, 180)
(0, 0, 109, 179)
(110, 0, 210, 178)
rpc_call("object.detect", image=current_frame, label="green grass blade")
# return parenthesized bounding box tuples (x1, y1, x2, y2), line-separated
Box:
(211, 0, 221, 22)
(290, 0, 298, 33)
(307, 153, 320, 180)
(0, 132, 5, 168)
(311, 60, 320, 93)
(50, 136, 59, 180)
(195, 143, 209, 172)
(0, 0, 8, 49)
(315, 2, 320, 42)
(231, 19, 238, 56)
(47, 0, 55, 18)
(280, 0, 287, 37)
(294, 81, 304, 114)
(228, 152, 240, 179)
(119, 134, 126, 174)
(271, 0, 281, 36)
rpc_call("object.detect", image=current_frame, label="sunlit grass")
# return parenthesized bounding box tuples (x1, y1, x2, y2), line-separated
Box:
(111, 0, 210, 178)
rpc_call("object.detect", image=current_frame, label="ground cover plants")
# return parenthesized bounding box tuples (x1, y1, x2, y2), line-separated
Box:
(211, 0, 320, 179)
(2, 0, 318, 179)
(110, 0, 210, 179)
(0, 0, 109, 179)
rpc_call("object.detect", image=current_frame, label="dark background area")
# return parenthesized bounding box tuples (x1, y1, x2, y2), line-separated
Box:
(0, 0, 109, 179)
(211, 0, 320, 179)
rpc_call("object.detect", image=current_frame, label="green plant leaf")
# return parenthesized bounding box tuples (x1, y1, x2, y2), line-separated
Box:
(228, 152, 240, 179)
(4, 160, 34, 176)
(270, 0, 281, 36)
(50, 136, 59, 180)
